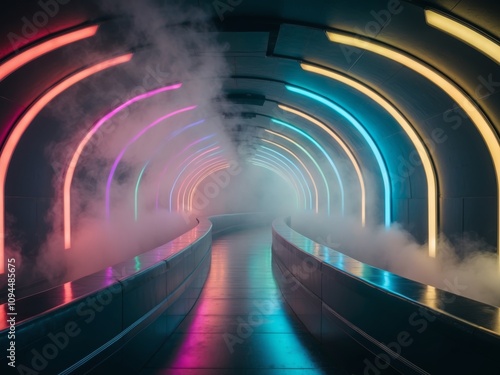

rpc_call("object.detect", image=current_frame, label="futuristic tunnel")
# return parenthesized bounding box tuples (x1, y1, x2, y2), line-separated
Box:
(1, 0, 500, 374)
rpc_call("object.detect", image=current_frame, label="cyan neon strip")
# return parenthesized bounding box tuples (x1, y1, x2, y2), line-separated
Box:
(169, 149, 224, 211)
(272, 118, 344, 215)
(253, 153, 306, 209)
(134, 123, 209, 220)
(255, 150, 308, 210)
(286, 85, 391, 227)
(105, 105, 196, 218)
(155, 142, 218, 209)
(265, 129, 331, 216)
(260, 146, 313, 209)
(134, 162, 149, 221)
(250, 160, 300, 209)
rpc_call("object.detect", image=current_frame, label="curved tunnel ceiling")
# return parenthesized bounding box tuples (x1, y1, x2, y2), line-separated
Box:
(0, 0, 499, 274)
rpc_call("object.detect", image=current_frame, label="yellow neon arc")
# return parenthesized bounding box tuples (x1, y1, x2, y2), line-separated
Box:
(183, 158, 226, 210)
(425, 9, 500, 64)
(186, 162, 228, 210)
(266, 129, 330, 213)
(299, 63, 437, 255)
(326, 31, 500, 264)
(279, 104, 367, 226)
(262, 138, 320, 213)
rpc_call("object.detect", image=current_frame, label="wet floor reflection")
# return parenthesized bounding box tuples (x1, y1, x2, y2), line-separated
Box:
(141, 227, 348, 374)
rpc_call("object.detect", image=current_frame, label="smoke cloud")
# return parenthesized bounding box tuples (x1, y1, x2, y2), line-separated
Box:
(291, 213, 500, 307)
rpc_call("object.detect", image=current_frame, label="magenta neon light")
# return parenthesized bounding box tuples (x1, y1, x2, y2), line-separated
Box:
(105, 105, 197, 217)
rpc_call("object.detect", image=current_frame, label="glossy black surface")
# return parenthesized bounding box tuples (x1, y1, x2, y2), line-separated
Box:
(140, 227, 353, 375)
(273, 218, 500, 375)
(0, 220, 212, 373)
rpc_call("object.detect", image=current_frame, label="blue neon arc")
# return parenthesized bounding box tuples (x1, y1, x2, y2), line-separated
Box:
(286, 85, 391, 227)
(249, 160, 301, 209)
(256, 149, 310, 210)
(133, 119, 208, 219)
(253, 152, 307, 209)
(271, 118, 344, 216)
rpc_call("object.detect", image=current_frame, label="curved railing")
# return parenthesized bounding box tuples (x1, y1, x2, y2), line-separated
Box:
(0, 219, 212, 374)
(272, 217, 500, 375)
(0, 212, 275, 373)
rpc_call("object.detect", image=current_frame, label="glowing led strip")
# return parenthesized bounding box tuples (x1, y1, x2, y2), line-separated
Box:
(168, 147, 222, 211)
(64, 83, 182, 248)
(0, 25, 99, 81)
(262, 138, 319, 213)
(425, 9, 500, 64)
(272, 118, 343, 216)
(156, 142, 218, 209)
(327, 31, 500, 259)
(175, 152, 225, 211)
(300, 62, 434, 246)
(249, 159, 301, 209)
(134, 162, 149, 221)
(260, 146, 313, 209)
(256, 149, 308, 209)
(187, 163, 232, 211)
(184, 158, 226, 210)
(286, 84, 391, 228)
(105, 106, 197, 218)
(253, 153, 305, 209)
(0, 53, 133, 271)
(265, 129, 330, 214)
(133, 123, 210, 219)
(279, 104, 367, 226)
(183, 158, 227, 210)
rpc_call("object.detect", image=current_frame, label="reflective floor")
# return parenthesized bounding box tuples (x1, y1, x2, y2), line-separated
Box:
(140, 227, 349, 374)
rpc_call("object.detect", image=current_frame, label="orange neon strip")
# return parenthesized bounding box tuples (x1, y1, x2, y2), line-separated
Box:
(263, 135, 320, 213)
(0, 25, 99, 81)
(0, 53, 133, 272)
(187, 163, 230, 211)
(181, 159, 226, 210)
(279, 104, 366, 226)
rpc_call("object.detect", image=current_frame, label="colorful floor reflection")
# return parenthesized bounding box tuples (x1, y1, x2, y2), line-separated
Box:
(140, 227, 348, 374)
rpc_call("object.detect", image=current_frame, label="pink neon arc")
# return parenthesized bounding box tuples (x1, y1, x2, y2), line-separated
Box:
(166, 147, 222, 210)
(178, 157, 226, 211)
(63, 83, 182, 249)
(105, 105, 197, 218)
(0, 53, 133, 273)
(155, 142, 219, 209)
